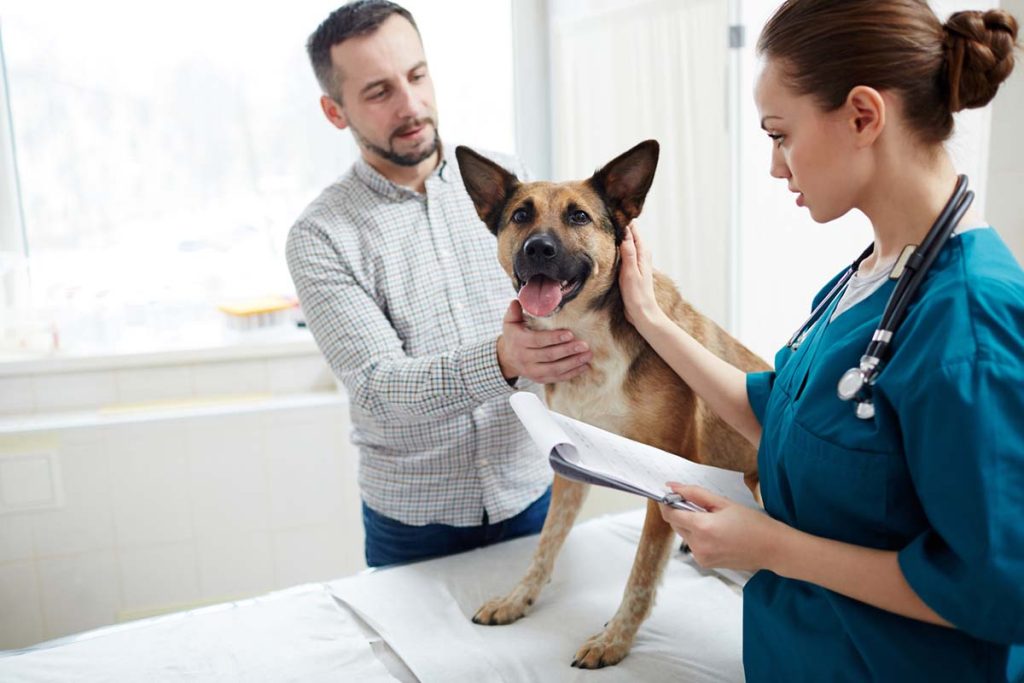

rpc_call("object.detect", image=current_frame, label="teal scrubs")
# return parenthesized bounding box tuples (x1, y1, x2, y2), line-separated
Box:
(743, 228, 1024, 682)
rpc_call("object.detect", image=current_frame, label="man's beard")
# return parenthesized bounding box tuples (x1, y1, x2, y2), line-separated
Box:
(351, 118, 440, 167)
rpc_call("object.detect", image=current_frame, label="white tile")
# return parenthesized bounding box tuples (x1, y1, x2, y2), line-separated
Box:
(0, 513, 35, 563)
(264, 415, 345, 529)
(108, 423, 192, 547)
(0, 560, 44, 649)
(37, 551, 120, 640)
(0, 376, 35, 414)
(33, 371, 118, 413)
(0, 452, 59, 509)
(31, 505, 115, 558)
(55, 428, 111, 507)
(272, 524, 351, 587)
(118, 542, 200, 611)
(191, 360, 269, 398)
(324, 517, 366, 577)
(196, 531, 274, 599)
(266, 355, 335, 394)
(186, 415, 269, 536)
(115, 365, 193, 405)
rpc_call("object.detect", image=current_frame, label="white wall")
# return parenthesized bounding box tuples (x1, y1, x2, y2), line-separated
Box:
(0, 349, 362, 650)
(986, 0, 1024, 262)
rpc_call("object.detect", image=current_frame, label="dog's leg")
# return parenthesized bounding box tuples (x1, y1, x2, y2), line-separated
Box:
(572, 499, 675, 668)
(472, 474, 587, 626)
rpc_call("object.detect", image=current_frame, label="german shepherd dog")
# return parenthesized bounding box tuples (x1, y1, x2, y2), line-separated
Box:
(455, 140, 769, 669)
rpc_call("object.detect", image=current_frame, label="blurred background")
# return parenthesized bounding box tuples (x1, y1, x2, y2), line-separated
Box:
(0, 0, 1020, 650)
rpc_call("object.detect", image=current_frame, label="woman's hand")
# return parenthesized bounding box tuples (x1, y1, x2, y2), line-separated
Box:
(618, 221, 667, 333)
(659, 483, 784, 572)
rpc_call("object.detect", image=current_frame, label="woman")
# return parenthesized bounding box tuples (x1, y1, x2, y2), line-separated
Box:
(618, 1, 1023, 680)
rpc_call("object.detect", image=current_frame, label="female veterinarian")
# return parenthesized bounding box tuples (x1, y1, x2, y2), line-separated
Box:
(619, 1, 1024, 681)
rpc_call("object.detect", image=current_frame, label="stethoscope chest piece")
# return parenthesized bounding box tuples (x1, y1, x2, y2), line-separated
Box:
(837, 366, 868, 401)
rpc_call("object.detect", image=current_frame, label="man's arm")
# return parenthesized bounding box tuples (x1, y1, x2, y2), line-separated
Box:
(287, 221, 589, 422)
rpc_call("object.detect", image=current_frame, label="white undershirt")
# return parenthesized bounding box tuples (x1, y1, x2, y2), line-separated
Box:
(829, 225, 989, 322)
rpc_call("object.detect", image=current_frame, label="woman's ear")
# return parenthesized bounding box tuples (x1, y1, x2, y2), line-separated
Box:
(845, 85, 885, 147)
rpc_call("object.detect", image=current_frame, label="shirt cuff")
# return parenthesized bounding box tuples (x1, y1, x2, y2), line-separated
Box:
(458, 337, 516, 403)
(746, 371, 775, 426)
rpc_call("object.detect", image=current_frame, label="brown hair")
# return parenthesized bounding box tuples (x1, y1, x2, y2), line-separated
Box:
(756, 0, 1019, 144)
(307, 1, 419, 102)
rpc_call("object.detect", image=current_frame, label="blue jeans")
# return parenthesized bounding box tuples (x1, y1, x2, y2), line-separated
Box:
(362, 487, 551, 568)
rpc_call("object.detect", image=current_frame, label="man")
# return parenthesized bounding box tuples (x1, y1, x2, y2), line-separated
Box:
(286, 0, 591, 567)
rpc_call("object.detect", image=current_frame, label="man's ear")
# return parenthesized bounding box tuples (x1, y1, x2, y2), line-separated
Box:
(320, 95, 348, 131)
(455, 146, 521, 234)
(589, 140, 659, 237)
(845, 86, 885, 147)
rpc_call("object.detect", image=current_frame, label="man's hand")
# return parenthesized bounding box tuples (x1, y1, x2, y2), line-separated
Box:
(496, 300, 592, 384)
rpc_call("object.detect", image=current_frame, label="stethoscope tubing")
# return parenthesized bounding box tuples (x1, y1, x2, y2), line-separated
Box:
(863, 176, 973, 366)
(785, 175, 973, 418)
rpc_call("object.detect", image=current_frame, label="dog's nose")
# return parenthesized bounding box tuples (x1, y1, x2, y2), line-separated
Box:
(523, 233, 559, 262)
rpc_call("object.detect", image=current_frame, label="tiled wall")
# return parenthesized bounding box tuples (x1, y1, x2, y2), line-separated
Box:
(0, 348, 365, 650)
(0, 346, 642, 651)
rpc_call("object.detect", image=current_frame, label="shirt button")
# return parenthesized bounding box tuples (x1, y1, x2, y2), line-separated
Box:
(480, 458, 490, 466)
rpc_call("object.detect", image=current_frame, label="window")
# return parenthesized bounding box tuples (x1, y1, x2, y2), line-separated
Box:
(0, 1, 514, 355)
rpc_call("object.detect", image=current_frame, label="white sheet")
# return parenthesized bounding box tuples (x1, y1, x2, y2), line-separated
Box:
(0, 584, 397, 683)
(330, 509, 745, 682)
(0, 511, 745, 682)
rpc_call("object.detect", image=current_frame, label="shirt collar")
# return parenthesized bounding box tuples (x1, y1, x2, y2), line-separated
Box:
(352, 142, 451, 201)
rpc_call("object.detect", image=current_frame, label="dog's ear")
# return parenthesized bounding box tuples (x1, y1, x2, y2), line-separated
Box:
(589, 140, 660, 237)
(455, 146, 521, 234)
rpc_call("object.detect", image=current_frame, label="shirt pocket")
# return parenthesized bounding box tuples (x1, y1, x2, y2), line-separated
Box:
(779, 417, 890, 548)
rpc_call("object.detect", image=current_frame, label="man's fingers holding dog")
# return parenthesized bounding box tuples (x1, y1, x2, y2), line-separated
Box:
(503, 300, 575, 347)
(497, 300, 590, 383)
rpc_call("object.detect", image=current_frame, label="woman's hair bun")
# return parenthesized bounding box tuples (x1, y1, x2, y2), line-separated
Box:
(943, 9, 1019, 112)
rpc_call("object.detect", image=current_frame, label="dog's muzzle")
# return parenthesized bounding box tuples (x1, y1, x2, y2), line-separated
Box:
(514, 232, 590, 318)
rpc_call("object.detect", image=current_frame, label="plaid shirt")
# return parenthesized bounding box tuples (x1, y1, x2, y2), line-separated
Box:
(286, 147, 550, 526)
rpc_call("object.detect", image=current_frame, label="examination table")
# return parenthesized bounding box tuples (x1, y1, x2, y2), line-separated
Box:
(0, 509, 745, 681)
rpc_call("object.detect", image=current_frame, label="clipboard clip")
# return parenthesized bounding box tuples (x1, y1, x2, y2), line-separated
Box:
(662, 492, 706, 512)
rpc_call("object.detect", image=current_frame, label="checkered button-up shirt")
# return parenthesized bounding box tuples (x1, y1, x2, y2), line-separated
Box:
(286, 147, 550, 526)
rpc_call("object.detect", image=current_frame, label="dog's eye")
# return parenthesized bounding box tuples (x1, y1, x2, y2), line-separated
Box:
(568, 210, 591, 226)
(511, 208, 530, 224)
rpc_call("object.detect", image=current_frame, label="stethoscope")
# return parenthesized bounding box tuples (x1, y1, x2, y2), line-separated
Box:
(786, 175, 975, 420)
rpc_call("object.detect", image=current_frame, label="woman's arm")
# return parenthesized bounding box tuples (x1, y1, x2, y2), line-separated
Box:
(769, 518, 951, 627)
(619, 224, 762, 445)
(662, 484, 952, 628)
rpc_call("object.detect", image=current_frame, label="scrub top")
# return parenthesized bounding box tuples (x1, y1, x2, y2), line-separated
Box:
(743, 228, 1024, 682)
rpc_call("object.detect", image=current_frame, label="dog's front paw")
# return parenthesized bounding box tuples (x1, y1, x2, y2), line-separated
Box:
(471, 590, 534, 626)
(571, 629, 632, 669)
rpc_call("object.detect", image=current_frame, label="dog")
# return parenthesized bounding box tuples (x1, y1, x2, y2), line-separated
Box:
(454, 139, 770, 669)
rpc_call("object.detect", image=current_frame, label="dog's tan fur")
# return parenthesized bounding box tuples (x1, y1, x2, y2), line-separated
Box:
(456, 140, 770, 669)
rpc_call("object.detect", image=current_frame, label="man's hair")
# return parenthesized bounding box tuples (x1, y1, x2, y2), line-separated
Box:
(307, 1, 419, 102)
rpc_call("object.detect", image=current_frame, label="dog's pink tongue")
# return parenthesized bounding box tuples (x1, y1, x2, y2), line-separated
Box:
(518, 276, 562, 317)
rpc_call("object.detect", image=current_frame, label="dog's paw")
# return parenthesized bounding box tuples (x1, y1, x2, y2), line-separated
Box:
(471, 592, 533, 626)
(570, 629, 631, 669)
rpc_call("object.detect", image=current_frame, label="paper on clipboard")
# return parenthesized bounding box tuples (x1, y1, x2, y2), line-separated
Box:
(510, 392, 760, 512)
